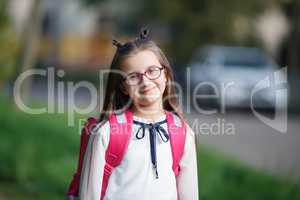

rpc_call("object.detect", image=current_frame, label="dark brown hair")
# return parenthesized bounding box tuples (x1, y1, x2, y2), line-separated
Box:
(98, 28, 183, 123)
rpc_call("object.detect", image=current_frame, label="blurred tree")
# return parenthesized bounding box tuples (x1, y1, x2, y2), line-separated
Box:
(9, 0, 43, 106)
(280, 0, 300, 73)
(79, 0, 299, 71)
(136, 0, 272, 65)
(80, 0, 107, 6)
(0, 0, 19, 87)
(277, 0, 300, 108)
(84, 0, 279, 65)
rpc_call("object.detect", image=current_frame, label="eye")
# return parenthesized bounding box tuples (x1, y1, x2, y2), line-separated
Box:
(145, 66, 161, 79)
(127, 73, 139, 80)
(147, 66, 160, 74)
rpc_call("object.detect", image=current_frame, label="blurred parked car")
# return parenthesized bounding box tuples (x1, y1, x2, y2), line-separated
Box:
(188, 45, 287, 110)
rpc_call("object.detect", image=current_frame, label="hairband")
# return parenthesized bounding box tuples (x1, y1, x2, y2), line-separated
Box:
(112, 27, 150, 50)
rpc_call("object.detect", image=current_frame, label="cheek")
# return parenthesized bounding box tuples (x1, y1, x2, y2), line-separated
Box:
(126, 85, 139, 97)
(155, 73, 167, 92)
(156, 79, 166, 92)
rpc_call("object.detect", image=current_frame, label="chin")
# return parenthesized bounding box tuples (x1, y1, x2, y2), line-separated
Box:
(136, 96, 160, 106)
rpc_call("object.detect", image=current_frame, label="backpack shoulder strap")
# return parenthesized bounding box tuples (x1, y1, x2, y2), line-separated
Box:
(166, 111, 186, 177)
(67, 117, 98, 197)
(105, 110, 133, 166)
(101, 110, 133, 200)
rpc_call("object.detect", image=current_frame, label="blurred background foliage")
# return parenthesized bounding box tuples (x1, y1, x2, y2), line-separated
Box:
(0, 0, 19, 84)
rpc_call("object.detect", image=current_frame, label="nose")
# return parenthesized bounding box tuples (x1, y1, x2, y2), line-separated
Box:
(139, 74, 152, 84)
(138, 75, 154, 91)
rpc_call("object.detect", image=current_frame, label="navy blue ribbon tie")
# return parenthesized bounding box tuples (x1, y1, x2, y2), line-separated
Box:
(133, 119, 168, 179)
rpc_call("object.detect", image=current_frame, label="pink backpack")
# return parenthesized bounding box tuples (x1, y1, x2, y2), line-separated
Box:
(67, 109, 186, 200)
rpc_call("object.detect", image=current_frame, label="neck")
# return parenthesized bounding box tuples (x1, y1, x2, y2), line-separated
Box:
(131, 101, 165, 120)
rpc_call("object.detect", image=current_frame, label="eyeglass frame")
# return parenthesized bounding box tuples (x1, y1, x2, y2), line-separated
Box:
(123, 65, 166, 85)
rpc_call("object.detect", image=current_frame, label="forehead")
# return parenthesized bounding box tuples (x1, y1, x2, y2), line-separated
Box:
(121, 50, 161, 73)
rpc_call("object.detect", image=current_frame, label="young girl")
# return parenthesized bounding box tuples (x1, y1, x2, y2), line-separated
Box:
(69, 28, 198, 200)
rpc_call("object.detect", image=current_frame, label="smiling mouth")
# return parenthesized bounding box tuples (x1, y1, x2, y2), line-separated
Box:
(140, 87, 155, 93)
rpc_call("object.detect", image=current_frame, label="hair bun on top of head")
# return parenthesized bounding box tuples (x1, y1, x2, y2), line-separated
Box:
(139, 27, 150, 41)
(112, 27, 151, 51)
(112, 39, 123, 49)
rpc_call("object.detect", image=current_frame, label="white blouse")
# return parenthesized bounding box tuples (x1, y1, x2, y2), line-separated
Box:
(79, 114, 199, 200)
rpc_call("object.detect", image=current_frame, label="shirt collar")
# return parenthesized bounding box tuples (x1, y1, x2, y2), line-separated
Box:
(132, 114, 166, 124)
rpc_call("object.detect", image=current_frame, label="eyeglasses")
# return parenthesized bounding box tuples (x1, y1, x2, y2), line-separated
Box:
(124, 66, 165, 85)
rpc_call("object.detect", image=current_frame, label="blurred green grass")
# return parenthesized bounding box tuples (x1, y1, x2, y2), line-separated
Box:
(0, 95, 299, 200)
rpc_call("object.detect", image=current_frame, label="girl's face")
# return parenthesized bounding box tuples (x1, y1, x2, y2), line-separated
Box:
(121, 50, 167, 109)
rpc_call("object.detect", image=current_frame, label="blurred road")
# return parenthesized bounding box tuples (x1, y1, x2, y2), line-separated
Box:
(186, 110, 300, 181)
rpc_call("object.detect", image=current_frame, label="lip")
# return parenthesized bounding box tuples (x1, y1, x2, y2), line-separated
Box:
(140, 86, 155, 93)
